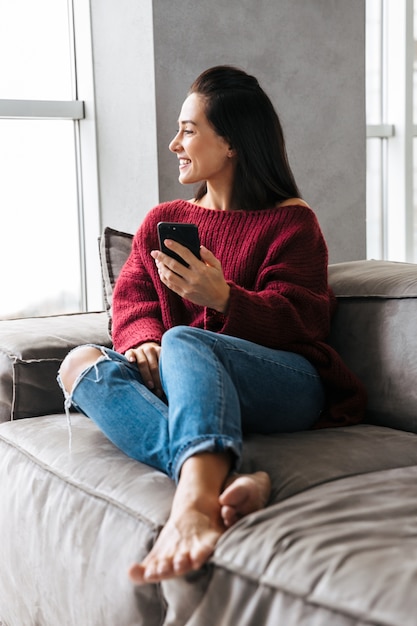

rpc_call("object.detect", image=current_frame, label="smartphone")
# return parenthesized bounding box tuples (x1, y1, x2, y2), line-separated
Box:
(157, 222, 201, 266)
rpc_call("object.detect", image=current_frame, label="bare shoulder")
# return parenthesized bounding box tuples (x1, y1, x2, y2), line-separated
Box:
(277, 197, 311, 209)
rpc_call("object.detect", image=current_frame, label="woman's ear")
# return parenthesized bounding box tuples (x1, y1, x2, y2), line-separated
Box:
(227, 146, 237, 158)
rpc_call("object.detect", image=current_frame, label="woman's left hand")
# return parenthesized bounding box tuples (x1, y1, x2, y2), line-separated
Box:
(151, 240, 230, 313)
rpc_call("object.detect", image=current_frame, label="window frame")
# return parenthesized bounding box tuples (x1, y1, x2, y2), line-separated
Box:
(366, 0, 416, 263)
(0, 0, 102, 315)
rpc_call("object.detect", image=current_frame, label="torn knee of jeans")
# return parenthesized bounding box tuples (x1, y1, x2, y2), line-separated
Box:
(58, 345, 110, 396)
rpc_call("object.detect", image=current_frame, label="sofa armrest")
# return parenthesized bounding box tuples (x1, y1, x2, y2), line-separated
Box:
(0, 312, 111, 423)
(328, 260, 417, 433)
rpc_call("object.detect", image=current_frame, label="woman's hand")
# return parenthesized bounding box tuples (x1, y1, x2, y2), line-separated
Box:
(125, 342, 163, 397)
(151, 240, 230, 313)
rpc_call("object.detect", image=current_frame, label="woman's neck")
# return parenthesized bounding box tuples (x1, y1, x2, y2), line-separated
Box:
(193, 184, 236, 211)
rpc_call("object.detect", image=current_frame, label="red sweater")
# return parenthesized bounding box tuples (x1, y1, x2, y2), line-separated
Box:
(112, 200, 366, 428)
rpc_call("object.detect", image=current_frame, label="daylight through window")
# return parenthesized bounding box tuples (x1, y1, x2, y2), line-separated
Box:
(0, 0, 90, 320)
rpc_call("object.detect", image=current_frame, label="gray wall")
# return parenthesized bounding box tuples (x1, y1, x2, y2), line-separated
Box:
(91, 0, 366, 263)
(89, 0, 159, 233)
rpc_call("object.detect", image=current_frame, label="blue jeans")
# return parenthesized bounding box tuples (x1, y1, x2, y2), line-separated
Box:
(59, 326, 324, 482)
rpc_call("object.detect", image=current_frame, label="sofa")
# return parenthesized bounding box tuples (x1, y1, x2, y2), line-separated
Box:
(1, 226, 417, 626)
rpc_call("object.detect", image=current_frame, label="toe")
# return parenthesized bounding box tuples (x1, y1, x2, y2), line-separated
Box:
(145, 557, 172, 581)
(173, 552, 192, 575)
(220, 504, 238, 528)
(128, 563, 147, 585)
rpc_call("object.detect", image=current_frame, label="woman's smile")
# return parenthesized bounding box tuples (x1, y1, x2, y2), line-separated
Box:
(179, 158, 191, 170)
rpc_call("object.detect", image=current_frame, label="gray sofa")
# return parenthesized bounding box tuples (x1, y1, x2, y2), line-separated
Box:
(1, 227, 417, 626)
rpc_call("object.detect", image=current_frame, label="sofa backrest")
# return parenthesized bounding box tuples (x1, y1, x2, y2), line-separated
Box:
(328, 260, 417, 433)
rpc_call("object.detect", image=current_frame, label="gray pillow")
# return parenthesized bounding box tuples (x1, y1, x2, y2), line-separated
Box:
(98, 226, 133, 316)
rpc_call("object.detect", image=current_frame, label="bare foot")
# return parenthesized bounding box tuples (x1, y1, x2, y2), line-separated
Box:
(219, 471, 271, 528)
(129, 497, 224, 584)
(128, 455, 267, 584)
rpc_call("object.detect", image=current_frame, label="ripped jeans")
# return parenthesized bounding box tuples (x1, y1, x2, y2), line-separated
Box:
(58, 326, 325, 482)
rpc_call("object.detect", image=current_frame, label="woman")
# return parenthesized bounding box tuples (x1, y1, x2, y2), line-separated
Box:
(59, 65, 366, 584)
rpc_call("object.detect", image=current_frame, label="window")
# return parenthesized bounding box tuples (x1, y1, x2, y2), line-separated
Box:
(0, 0, 101, 320)
(366, 0, 417, 262)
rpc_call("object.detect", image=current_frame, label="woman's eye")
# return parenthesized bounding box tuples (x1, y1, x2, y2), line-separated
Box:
(174, 127, 193, 137)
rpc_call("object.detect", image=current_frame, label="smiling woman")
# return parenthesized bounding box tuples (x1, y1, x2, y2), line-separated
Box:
(57, 65, 367, 586)
(0, 0, 97, 320)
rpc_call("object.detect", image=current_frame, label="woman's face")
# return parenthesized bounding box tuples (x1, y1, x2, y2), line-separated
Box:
(169, 93, 235, 188)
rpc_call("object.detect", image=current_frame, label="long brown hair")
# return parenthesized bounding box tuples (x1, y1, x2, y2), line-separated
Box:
(189, 65, 301, 211)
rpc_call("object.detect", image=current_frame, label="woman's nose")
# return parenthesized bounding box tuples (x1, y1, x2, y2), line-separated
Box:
(169, 132, 181, 153)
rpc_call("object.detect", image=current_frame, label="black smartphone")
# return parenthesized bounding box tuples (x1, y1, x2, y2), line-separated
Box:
(157, 222, 201, 266)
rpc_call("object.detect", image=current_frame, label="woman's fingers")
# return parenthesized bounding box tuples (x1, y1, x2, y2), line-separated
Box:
(151, 245, 230, 312)
(125, 343, 163, 396)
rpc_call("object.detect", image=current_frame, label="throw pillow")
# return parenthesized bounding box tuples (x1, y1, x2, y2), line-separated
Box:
(98, 226, 133, 317)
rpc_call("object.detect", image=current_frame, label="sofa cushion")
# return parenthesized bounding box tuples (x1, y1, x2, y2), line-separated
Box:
(0, 312, 110, 422)
(241, 423, 417, 502)
(163, 422, 417, 624)
(328, 260, 417, 433)
(194, 464, 417, 626)
(2, 414, 417, 626)
(0, 413, 174, 626)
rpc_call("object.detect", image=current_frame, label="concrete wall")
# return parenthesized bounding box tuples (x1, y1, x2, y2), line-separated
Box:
(89, 0, 159, 234)
(91, 0, 366, 263)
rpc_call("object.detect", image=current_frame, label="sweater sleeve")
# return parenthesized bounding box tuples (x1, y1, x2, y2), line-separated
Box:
(111, 226, 165, 354)
(205, 209, 333, 350)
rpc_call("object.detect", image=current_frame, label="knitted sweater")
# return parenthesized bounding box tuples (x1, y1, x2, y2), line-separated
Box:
(112, 199, 366, 428)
